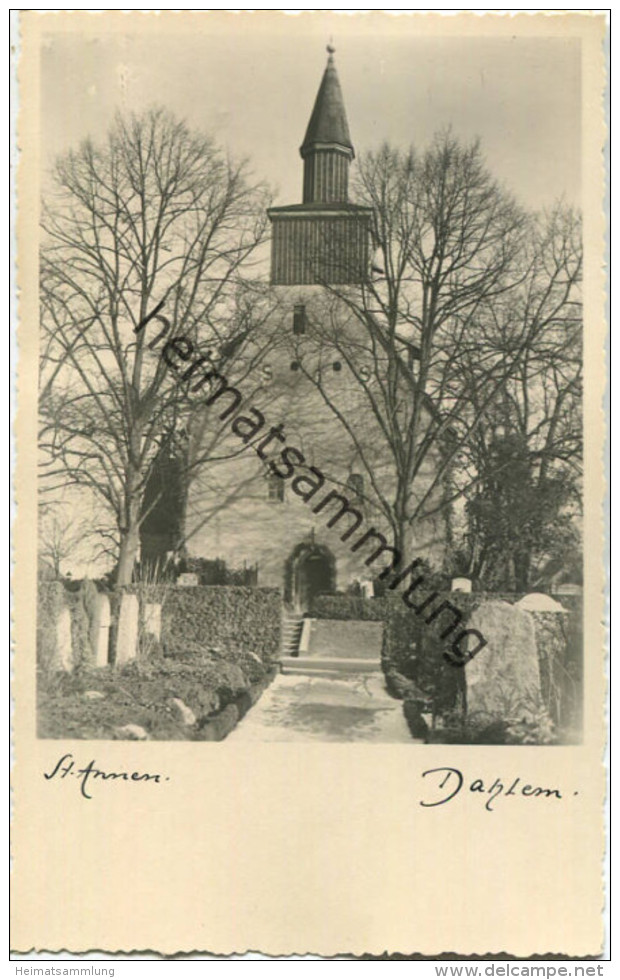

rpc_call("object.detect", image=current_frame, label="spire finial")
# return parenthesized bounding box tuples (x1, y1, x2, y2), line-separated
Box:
(326, 39, 335, 59)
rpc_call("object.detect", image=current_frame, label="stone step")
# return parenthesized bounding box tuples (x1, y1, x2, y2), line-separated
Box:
(279, 666, 369, 680)
(281, 620, 305, 657)
(279, 655, 381, 674)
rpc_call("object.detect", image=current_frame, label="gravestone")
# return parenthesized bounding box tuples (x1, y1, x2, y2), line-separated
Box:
(465, 600, 543, 723)
(516, 593, 566, 613)
(90, 593, 111, 667)
(528, 607, 572, 727)
(115, 593, 139, 665)
(144, 603, 162, 641)
(554, 583, 582, 597)
(56, 607, 73, 671)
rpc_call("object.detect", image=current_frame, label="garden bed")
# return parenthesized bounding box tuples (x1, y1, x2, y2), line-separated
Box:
(37, 650, 278, 741)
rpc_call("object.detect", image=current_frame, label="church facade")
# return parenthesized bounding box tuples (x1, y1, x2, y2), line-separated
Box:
(143, 49, 449, 610)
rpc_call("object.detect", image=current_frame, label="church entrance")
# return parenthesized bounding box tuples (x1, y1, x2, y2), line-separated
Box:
(285, 542, 336, 614)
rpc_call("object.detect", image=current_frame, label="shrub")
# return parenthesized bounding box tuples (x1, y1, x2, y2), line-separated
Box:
(311, 594, 385, 621)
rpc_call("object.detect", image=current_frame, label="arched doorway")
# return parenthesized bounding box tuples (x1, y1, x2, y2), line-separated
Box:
(285, 542, 336, 613)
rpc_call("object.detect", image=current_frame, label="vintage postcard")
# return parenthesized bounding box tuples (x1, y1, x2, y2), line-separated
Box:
(11, 10, 608, 958)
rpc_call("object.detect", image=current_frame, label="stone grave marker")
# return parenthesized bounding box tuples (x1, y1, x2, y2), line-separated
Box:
(90, 593, 111, 667)
(516, 593, 566, 613)
(56, 607, 73, 671)
(465, 600, 543, 724)
(115, 593, 139, 665)
(523, 601, 571, 727)
(554, 583, 582, 597)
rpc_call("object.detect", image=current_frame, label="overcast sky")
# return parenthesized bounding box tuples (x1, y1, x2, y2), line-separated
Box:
(40, 15, 581, 213)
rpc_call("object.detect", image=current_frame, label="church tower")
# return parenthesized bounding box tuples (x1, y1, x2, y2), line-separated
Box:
(180, 46, 448, 606)
(268, 46, 372, 285)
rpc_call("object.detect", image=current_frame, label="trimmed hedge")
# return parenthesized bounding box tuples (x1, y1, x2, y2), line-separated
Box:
(310, 594, 386, 622)
(128, 585, 282, 664)
(38, 581, 281, 675)
(310, 591, 565, 625)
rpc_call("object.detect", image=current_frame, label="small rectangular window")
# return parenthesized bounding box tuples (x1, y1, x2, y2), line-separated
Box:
(293, 304, 306, 335)
(267, 473, 285, 502)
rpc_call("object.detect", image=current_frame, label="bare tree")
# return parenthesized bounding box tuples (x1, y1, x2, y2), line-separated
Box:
(452, 204, 583, 589)
(136, 311, 294, 569)
(38, 505, 97, 579)
(39, 108, 273, 585)
(291, 132, 530, 565)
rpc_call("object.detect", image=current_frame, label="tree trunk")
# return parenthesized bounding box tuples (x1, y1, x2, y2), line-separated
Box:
(393, 481, 412, 569)
(115, 524, 140, 586)
(115, 475, 142, 587)
(513, 549, 532, 594)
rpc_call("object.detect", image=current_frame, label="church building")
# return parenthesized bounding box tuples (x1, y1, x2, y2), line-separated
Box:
(142, 48, 449, 610)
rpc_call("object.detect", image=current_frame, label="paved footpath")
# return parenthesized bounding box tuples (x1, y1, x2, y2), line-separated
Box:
(228, 671, 413, 743)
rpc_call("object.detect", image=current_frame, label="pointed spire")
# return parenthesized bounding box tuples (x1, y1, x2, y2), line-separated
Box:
(267, 43, 372, 283)
(300, 45, 354, 159)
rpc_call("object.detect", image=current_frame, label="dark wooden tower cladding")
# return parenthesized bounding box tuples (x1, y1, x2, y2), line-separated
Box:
(268, 46, 372, 286)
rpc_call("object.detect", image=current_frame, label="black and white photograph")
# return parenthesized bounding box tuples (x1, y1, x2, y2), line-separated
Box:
(11, 9, 608, 960)
(33, 15, 587, 747)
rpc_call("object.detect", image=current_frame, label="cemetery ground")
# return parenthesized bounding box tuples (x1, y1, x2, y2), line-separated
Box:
(36, 578, 582, 745)
(37, 646, 277, 741)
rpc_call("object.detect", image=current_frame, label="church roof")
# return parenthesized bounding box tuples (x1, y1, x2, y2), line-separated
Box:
(268, 202, 371, 215)
(300, 47, 354, 158)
